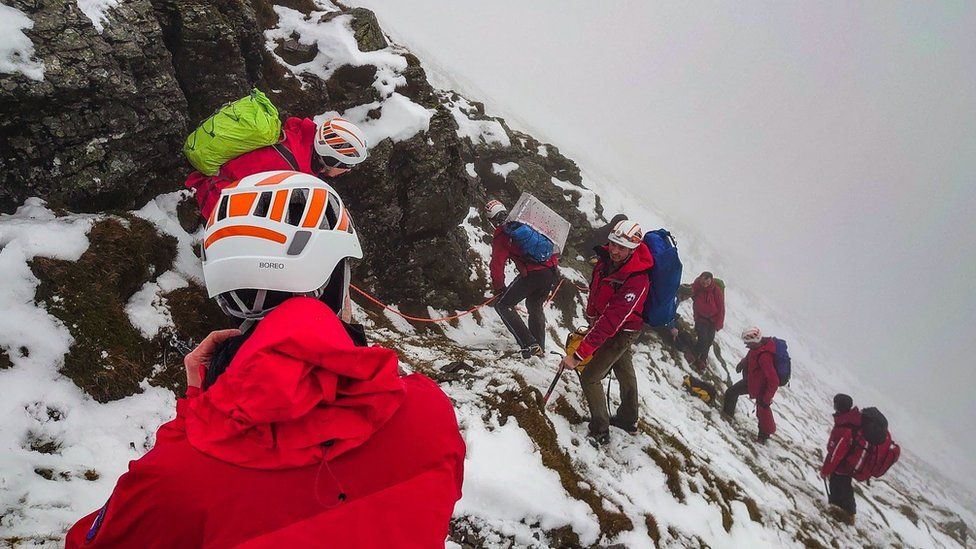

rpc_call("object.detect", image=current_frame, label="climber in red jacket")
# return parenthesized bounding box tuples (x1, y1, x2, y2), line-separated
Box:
(561, 219, 653, 447)
(722, 327, 779, 444)
(66, 172, 464, 548)
(820, 393, 862, 518)
(184, 116, 369, 219)
(690, 271, 725, 370)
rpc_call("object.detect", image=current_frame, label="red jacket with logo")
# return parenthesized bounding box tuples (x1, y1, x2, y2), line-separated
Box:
(575, 243, 654, 360)
(821, 407, 863, 476)
(489, 226, 559, 290)
(691, 276, 725, 330)
(184, 117, 318, 219)
(65, 298, 465, 548)
(745, 338, 779, 404)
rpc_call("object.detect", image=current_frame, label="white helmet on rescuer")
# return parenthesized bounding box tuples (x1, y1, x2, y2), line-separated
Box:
(741, 327, 763, 344)
(314, 117, 368, 172)
(201, 170, 363, 320)
(608, 219, 643, 249)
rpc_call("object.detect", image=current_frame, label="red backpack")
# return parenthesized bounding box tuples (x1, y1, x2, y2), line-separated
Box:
(852, 431, 901, 481)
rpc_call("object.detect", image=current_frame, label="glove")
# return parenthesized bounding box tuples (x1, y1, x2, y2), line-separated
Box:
(735, 360, 745, 373)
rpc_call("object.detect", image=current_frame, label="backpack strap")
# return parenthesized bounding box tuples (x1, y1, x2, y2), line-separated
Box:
(272, 142, 300, 171)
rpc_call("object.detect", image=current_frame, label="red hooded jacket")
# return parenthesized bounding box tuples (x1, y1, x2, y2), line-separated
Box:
(745, 338, 779, 404)
(184, 117, 319, 219)
(65, 298, 465, 548)
(575, 243, 654, 360)
(821, 407, 863, 476)
(489, 226, 559, 290)
(691, 277, 725, 330)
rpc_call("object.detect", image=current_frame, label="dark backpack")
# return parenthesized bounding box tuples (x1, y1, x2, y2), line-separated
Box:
(860, 407, 889, 445)
(770, 337, 791, 386)
(504, 222, 554, 263)
(641, 229, 683, 327)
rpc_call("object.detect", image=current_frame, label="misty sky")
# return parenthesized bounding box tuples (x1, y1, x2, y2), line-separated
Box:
(353, 1, 976, 469)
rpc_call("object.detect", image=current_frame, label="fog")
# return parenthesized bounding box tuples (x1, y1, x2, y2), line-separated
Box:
(352, 1, 976, 474)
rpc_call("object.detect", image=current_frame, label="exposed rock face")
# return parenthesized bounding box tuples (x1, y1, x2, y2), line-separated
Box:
(0, 0, 188, 213)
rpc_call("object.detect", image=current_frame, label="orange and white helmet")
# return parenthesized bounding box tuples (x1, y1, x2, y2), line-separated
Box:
(314, 117, 368, 169)
(741, 327, 763, 344)
(485, 199, 507, 220)
(608, 219, 643, 249)
(202, 170, 363, 320)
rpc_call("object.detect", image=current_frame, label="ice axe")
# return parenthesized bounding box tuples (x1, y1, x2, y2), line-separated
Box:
(540, 351, 569, 410)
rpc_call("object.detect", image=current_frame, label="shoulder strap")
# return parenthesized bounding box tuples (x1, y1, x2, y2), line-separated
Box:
(272, 142, 300, 171)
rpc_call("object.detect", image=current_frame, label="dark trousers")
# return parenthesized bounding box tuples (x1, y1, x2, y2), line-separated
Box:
(828, 473, 856, 515)
(722, 378, 748, 416)
(694, 320, 716, 361)
(495, 268, 557, 351)
(580, 330, 641, 435)
(722, 377, 776, 435)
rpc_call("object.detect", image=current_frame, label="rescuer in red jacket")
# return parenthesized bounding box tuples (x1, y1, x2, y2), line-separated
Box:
(486, 200, 559, 359)
(690, 271, 725, 370)
(820, 393, 862, 518)
(561, 219, 653, 447)
(184, 116, 369, 219)
(722, 327, 780, 444)
(66, 172, 465, 548)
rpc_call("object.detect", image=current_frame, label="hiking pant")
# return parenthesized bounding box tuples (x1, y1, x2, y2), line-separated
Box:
(694, 320, 716, 362)
(495, 268, 557, 351)
(580, 330, 641, 435)
(756, 401, 776, 436)
(828, 473, 856, 516)
(722, 378, 748, 416)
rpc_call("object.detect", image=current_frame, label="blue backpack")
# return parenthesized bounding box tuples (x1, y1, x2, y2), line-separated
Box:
(770, 337, 791, 386)
(641, 229, 683, 327)
(504, 222, 554, 263)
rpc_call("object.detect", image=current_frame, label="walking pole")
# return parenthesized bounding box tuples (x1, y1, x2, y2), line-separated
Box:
(822, 477, 831, 498)
(541, 352, 567, 409)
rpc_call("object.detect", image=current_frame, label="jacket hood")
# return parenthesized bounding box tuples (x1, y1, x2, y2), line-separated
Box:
(597, 242, 654, 280)
(834, 407, 861, 427)
(185, 297, 405, 469)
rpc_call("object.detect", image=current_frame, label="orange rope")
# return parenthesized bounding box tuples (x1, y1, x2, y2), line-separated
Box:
(350, 284, 497, 323)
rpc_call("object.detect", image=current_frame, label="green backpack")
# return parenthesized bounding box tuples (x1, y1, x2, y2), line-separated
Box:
(184, 89, 282, 176)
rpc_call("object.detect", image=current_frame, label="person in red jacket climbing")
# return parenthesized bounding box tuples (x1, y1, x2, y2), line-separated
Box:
(487, 199, 559, 359)
(722, 327, 779, 444)
(66, 172, 465, 548)
(185, 116, 369, 219)
(689, 271, 725, 370)
(820, 393, 862, 518)
(561, 219, 653, 446)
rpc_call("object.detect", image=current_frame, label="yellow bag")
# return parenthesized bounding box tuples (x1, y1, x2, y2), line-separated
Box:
(565, 331, 594, 370)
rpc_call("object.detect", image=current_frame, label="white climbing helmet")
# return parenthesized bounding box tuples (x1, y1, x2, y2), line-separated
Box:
(314, 117, 369, 169)
(607, 219, 643, 249)
(201, 170, 363, 320)
(741, 327, 763, 344)
(485, 199, 507, 220)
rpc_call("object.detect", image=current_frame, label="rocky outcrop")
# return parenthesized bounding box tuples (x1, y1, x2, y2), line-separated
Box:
(0, 0, 188, 213)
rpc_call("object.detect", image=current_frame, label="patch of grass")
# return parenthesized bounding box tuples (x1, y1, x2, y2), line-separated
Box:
(490, 380, 633, 539)
(25, 432, 60, 455)
(31, 216, 177, 402)
(644, 446, 685, 503)
(33, 468, 54, 481)
(645, 514, 661, 547)
(553, 395, 585, 425)
(898, 503, 919, 526)
(83, 469, 100, 481)
(0, 348, 12, 369)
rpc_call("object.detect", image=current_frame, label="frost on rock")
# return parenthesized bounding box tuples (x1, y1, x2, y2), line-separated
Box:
(445, 95, 511, 147)
(0, 3, 44, 80)
(491, 162, 519, 180)
(332, 92, 434, 145)
(76, 0, 119, 33)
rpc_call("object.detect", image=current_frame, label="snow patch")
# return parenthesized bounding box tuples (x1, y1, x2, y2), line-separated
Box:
(76, 0, 118, 33)
(465, 163, 477, 178)
(0, 4, 44, 81)
(125, 271, 189, 339)
(332, 92, 433, 145)
(491, 162, 519, 180)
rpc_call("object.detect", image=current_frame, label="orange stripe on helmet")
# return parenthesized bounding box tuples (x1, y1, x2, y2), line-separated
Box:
(270, 189, 288, 222)
(336, 148, 357, 154)
(336, 209, 350, 232)
(204, 225, 287, 249)
(207, 207, 217, 228)
(325, 137, 349, 145)
(329, 122, 365, 148)
(255, 171, 297, 187)
(302, 188, 327, 228)
(229, 192, 257, 217)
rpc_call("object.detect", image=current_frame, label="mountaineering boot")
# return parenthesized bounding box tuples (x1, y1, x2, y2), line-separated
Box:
(609, 415, 638, 436)
(587, 431, 610, 448)
(756, 432, 770, 445)
(521, 344, 544, 359)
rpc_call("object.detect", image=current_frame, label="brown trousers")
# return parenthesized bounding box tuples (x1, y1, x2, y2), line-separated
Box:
(580, 329, 641, 435)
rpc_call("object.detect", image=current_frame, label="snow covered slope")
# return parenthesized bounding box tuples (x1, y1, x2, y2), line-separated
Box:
(0, 5, 973, 548)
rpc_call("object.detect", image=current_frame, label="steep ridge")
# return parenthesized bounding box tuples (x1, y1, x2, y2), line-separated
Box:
(0, 1, 972, 547)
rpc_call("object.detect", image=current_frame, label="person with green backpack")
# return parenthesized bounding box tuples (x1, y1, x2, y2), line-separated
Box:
(183, 89, 370, 219)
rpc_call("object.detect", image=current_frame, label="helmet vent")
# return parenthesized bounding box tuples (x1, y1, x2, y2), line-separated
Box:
(285, 188, 309, 226)
(253, 191, 273, 217)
